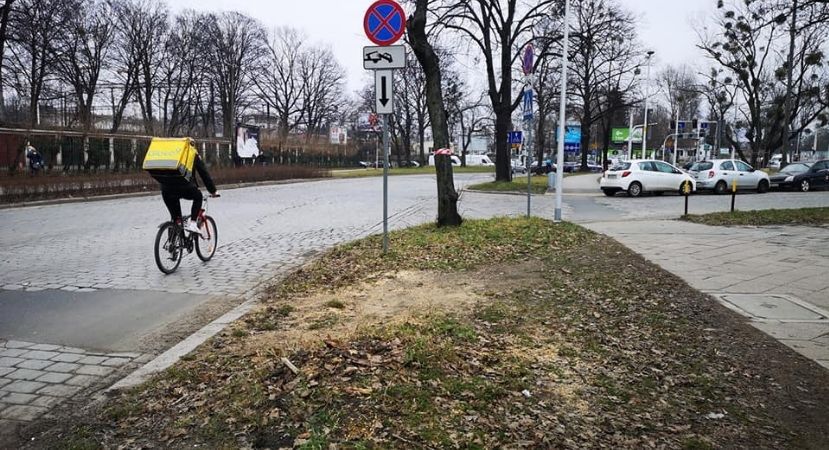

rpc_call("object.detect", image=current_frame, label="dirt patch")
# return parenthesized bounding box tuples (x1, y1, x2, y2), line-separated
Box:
(242, 263, 542, 354)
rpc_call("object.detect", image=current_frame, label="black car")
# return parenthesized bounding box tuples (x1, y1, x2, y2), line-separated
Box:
(769, 160, 829, 192)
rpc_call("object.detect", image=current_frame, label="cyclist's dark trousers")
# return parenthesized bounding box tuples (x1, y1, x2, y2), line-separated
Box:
(161, 185, 202, 222)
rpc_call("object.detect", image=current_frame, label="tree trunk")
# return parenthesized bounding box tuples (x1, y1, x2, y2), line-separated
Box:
(408, 0, 461, 226)
(580, 116, 591, 171)
(494, 107, 512, 181)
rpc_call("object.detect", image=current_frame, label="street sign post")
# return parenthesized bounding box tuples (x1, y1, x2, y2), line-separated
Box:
(508, 131, 523, 145)
(363, 45, 406, 70)
(364, 0, 407, 47)
(374, 70, 394, 114)
(522, 89, 534, 121)
(363, 0, 406, 254)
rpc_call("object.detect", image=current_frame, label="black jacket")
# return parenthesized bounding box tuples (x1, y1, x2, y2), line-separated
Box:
(160, 154, 217, 194)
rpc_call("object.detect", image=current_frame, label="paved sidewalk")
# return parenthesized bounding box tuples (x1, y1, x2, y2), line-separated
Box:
(0, 339, 149, 432)
(584, 220, 829, 370)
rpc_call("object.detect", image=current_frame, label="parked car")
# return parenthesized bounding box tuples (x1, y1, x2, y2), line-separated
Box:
(770, 160, 829, 192)
(511, 159, 527, 174)
(600, 160, 696, 197)
(399, 160, 421, 168)
(689, 159, 770, 194)
(465, 155, 495, 166)
(768, 154, 783, 170)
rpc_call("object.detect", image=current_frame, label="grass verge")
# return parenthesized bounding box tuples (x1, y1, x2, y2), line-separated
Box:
(467, 176, 549, 194)
(682, 207, 829, 227)
(31, 217, 829, 449)
(332, 166, 494, 178)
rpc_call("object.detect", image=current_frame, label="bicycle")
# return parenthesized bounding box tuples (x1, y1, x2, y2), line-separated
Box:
(154, 193, 219, 274)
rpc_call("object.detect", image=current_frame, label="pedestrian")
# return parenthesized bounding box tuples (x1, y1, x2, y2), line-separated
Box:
(26, 142, 44, 175)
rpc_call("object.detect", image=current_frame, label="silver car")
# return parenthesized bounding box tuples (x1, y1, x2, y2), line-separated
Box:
(689, 159, 770, 194)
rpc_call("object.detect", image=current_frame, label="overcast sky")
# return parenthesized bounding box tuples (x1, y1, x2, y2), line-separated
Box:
(168, 0, 717, 92)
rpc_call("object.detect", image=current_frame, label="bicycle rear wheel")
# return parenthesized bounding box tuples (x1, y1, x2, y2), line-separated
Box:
(195, 216, 218, 262)
(155, 222, 183, 274)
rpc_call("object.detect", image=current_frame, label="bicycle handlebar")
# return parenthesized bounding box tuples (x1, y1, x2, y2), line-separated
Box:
(209, 193, 221, 198)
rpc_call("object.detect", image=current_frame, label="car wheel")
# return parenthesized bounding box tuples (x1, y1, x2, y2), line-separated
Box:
(627, 181, 643, 197)
(757, 179, 769, 194)
(714, 180, 728, 195)
(799, 179, 810, 192)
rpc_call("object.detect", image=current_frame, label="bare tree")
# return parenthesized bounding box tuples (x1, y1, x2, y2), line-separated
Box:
(125, 1, 168, 134)
(438, 0, 558, 181)
(53, 0, 115, 131)
(0, 0, 16, 119)
(565, 0, 642, 170)
(109, 0, 167, 133)
(6, 0, 73, 127)
(392, 53, 426, 165)
(657, 64, 700, 123)
(699, 0, 828, 166)
(206, 11, 267, 160)
(160, 11, 211, 136)
(255, 27, 304, 141)
(409, 0, 461, 226)
(298, 45, 346, 137)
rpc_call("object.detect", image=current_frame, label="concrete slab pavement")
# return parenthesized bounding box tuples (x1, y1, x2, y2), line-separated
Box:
(584, 220, 829, 370)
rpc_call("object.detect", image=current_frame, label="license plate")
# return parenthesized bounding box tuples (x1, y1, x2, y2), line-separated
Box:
(770, 183, 779, 187)
(608, 174, 617, 179)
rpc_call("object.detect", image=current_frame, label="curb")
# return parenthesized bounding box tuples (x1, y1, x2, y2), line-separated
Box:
(0, 177, 328, 210)
(108, 293, 260, 391)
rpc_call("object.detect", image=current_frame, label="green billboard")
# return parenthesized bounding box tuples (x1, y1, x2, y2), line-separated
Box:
(611, 128, 629, 143)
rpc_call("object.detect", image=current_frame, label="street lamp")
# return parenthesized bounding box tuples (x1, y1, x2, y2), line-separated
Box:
(641, 50, 655, 159)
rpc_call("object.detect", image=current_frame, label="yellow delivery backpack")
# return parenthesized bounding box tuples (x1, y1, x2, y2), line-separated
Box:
(142, 137, 198, 184)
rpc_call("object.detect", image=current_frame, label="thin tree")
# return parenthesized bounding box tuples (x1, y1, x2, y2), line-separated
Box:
(438, 0, 558, 181)
(408, 0, 461, 226)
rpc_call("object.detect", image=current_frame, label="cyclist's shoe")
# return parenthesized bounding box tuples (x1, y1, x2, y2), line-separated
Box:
(184, 220, 201, 235)
(184, 219, 203, 237)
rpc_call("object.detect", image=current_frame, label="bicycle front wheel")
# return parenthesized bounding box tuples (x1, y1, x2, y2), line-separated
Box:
(195, 216, 218, 262)
(155, 222, 183, 274)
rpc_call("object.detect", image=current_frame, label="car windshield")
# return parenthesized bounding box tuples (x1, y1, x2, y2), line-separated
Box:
(691, 162, 713, 171)
(780, 163, 810, 174)
(609, 162, 630, 171)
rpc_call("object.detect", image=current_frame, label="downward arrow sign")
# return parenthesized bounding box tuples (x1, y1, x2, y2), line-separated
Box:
(375, 70, 393, 113)
(379, 75, 389, 106)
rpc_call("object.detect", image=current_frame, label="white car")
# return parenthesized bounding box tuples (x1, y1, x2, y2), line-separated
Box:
(689, 159, 770, 194)
(600, 160, 696, 197)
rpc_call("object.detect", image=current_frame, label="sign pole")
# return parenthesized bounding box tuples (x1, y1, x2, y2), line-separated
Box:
(363, 0, 406, 254)
(527, 116, 532, 218)
(382, 113, 389, 253)
(554, 0, 570, 222)
(673, 111, 679, 166)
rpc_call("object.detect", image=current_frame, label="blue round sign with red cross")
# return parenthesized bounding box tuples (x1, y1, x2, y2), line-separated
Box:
(364, 0, 406, 47)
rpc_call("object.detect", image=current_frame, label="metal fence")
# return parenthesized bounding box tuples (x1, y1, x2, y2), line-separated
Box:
(0, 128, 233, 173)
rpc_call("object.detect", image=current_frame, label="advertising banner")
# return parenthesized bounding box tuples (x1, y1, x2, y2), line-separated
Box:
(236, 124, 260, 158)
(330, 126, 348, 145)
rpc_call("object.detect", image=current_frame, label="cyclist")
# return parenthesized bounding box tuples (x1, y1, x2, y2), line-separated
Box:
(159, 152, 218, 237)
